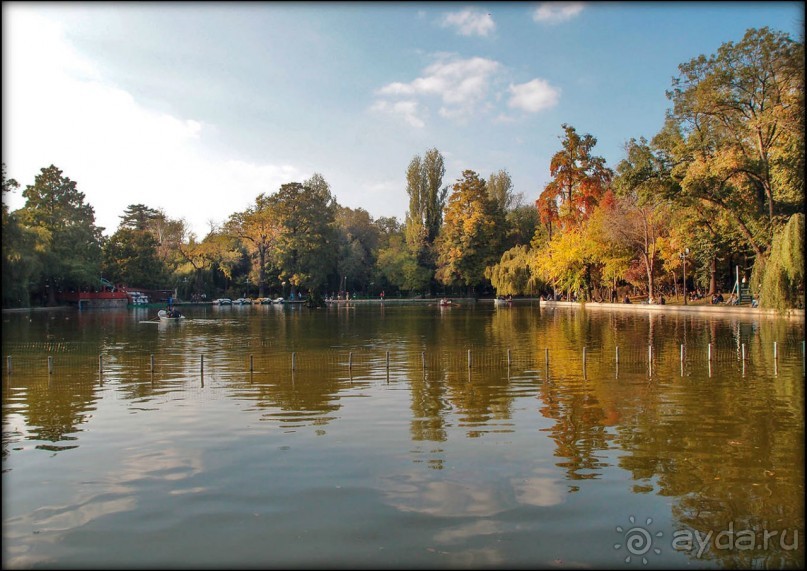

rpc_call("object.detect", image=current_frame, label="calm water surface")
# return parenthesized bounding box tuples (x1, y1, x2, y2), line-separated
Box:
(2, 302, 804, 569)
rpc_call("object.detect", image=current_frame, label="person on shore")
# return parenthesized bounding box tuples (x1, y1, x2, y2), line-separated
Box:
(624, 295, 631, 304)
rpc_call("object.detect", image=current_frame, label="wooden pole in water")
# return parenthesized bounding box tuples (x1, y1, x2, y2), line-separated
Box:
(249, 354, 254, 372)
(386, 351, 390, 370)
(292, 352, 296, 371)
(615, 346, 619, 364)
(773, 341, 778, 360)
(7, 355, 11, 375)
(582, 346, 587, 378)
(467, 349, 471, 369)
(99, 354, 103, 374)
(507, 348, 511, 367)
(741, 344, 746, 361)
(150, 354, 155, 373)
(708, 343, 712, 361)
(48, 356, 53, 375)
(680, 344, 684, 363)
(545, 347, 549, 365)
(648, 345, 653, 363)
(348, 351, 353, 370)
(201, 354, 204, 374)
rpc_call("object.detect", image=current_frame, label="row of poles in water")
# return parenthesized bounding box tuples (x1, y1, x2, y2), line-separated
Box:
(6, 340, 804, 377)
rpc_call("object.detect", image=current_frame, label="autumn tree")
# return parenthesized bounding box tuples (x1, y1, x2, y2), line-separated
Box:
(536, 124, 612, 234)
(435, 170, 498, 295)
(610, 138, 677, 299)
(663, 27, 804, 257)
(225, 193, 279, 297)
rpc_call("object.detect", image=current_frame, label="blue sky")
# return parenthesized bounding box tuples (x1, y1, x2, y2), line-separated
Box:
(3, 2, 803, 238)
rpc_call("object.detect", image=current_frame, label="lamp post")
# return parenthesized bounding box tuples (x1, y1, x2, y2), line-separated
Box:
(679, 248, 690, 305)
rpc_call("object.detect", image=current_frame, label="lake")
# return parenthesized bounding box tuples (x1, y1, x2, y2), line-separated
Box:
(2, 302, 804, 569)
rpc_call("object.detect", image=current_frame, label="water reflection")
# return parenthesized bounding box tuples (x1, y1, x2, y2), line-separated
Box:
(1, 305, 803, 568)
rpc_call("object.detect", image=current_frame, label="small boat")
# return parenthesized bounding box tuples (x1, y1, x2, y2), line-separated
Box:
(213, 298, 233, 305)
(233, 298, 251, 305)
(158, 309, 185, 321)
(439, 298, 454, 306)
(272, 297, 285, 304)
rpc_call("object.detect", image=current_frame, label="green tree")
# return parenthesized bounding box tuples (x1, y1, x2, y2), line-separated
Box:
(268, 175, 338, 294)
(101, 227, 167, 289)
(119, 204, 162, 231)
(2, 164, 43, 307)
(335, 206, 380, 296)
(484, 245, 535, 296)
(435, 170, 498, 295)
(404, 148, 447, 292)
(755, 212, 804, 310)
(17, 165, 103, 305)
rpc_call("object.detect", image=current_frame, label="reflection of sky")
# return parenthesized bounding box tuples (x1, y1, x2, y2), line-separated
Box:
(382, 467, 564, 518)
(380, 466, 567, 566)
(3, 445, 205, 568)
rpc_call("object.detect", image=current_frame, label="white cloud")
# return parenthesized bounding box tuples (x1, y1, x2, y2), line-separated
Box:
(3, 9, 304, 237)
(507, 78, 561, 112)
(441, 8, 496, 37)
(373, 55, 501, 125)
(370, 100, 426, 128)
(532, 2, 584, 24)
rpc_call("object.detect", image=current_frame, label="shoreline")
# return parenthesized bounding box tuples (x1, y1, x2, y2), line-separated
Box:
(538, 299, 805, 320)
(3, 297, 804, 320)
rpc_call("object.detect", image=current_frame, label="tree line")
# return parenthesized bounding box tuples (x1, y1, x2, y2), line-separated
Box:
(2, 28, 803, 309)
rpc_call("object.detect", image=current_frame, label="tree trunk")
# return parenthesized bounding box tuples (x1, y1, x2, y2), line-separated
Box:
(708, 257, 717, 295)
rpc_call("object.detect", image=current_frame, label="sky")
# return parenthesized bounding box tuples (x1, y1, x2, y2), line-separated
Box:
(3, 1, 803, 238)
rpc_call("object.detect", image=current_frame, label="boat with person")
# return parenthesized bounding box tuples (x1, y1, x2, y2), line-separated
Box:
(157, 309, 185, 321)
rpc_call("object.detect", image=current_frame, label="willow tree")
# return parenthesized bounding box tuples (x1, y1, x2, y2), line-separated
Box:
(484, 245, 534, 296)
(754, 212, 804, 310)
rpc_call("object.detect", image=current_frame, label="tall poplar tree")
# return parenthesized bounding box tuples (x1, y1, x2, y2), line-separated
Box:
(404, 148, 447, 293)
